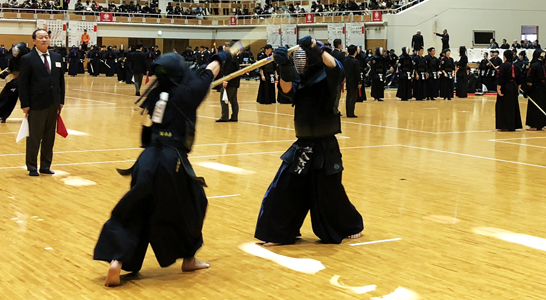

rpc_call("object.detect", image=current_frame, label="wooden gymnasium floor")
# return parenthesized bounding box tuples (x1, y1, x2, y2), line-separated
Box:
(1, 74, 546, 300)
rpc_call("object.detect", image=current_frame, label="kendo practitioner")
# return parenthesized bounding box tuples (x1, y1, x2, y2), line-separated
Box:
(257, 45, 277, 104)
(68, 46, 80, 76)
(466, 68, 479, 94)
(439, 49, 454, 100)
(356, 47, 367, 102)
(478, 52, 491, 92)
(495, 50, 522, 131)
(515, 51, 530, 92)
(455, 46, 468, 98)
(434, 29, 450, 51)
(369, 47, 387, 101)
(412, 47, 428, 100)
(59, 45, 68, 73)
(154, 45, 161, 60)
(0, 45, 7, 70)
(426, 47, 440, 100)
(343, 45, 362, 117)
(99, 46, 107, 75)
(87, 45, 100, 77)
(104, 46, 116, 77)
(396, 47, 413, 101)
(125, 46, 134, 85)
(0, 43, 30, 123)
(93, 51, 230, 287)
(216, 41, 241, 122)
(254, 36, 364, 246)
(525, 49, 546, 131)
(146, 47, 155, 76)
(489, 50, 503, 92)
(77, 46, 85, 74)
(117, 46, 126, 82)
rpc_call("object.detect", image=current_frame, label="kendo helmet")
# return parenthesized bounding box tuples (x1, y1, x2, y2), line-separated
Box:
(292, 46, 326, 85)
(152, 53, 190, 87)
(12, 42, 30, 58)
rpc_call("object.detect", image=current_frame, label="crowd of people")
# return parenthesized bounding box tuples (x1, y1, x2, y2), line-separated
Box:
(1, 0, 65, 11)
(74, 0, 162, 16)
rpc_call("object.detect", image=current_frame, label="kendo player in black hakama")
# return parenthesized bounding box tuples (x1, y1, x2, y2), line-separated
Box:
(478, 52, 490, 92)
(356, 47, 367, 102)
(495, 50, 522, 132)
(93, 51, 230, 287)
(412, 47, 428, 101)
(257, 45, 277, 104)
(254, 36, 364, 246)
(104, 46, 116, 77)
(396, 47, 413, 101)
(426, 47, 440, 100)
(0, 43, 29, 123)
(87, 45, 100, 77)
(68, 46, 80, 77)
(439, 49, 454, 100)
(455, 46, 468, 98)
(524, 49, 546, 131)
(369, 47, 387, 101)
(489, 50, 503, 92)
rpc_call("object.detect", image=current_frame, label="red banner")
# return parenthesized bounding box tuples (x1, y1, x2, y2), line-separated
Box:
(305, 13, 314, 23)
(230, 16, 237, 26)
(372, 10, 382, 22)
(93, 25, 97, 32)
(100, 12, 113, 22)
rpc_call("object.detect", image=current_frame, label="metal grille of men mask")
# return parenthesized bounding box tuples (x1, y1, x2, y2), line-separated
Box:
(293, 48, 307, 74)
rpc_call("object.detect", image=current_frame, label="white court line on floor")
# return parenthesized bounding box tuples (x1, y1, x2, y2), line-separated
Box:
(489, 136, 546, 141)
(0, 145, 398, 170)
(490, 140, 546, 149)
(194, 161, 255, 175)
(473, 227, 546, 252)
(238, 242, 326, 274)
(350, 238, 402, 246)
(207, 194, 240, 199)
(209, 105, 486, 135)
(401, 144, 546, 169)
(67, 129, 89, 136)
(330, 275, 376, 294)
(71, 88, 130, 97)
(65, 96, 117, 105)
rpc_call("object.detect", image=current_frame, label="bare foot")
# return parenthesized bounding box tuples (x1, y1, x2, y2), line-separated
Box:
(104, 260, 122, 287)
(262, 242, 283, 247)
(527, 128, 538, 131)
(347, 232, 363, 239)
(182, 257, 210, 272)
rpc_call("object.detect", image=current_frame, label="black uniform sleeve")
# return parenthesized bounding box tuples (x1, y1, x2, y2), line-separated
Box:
(18, 55, 30, 108)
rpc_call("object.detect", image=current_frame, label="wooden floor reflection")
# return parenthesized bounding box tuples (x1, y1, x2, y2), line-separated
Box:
(0, 74, 545, 299)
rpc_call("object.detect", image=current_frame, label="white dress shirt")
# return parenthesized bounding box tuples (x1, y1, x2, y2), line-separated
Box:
(35, 47, 52, 71)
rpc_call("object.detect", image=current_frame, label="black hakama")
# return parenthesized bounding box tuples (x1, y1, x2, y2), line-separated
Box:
(496, 82, 522, 130)
(255, 137, 364, 244)
(0, 79, 19, 121)
(456, 69, 468, 98)
(105, 57, 116, 77)
(257, 73, 276, 104)
(94, 146, 208, 272)
(412, 73, 427, 100)
(370, 78, 384, 100)
(427, 72, 439, 99)
(440, 72, 454, 100)
(396, 73, 412, 101)
(525, 85, 546, 129)
(68, 52, 79, 76)
(117, 60, 126, 82)
(357, 83, 367, 102)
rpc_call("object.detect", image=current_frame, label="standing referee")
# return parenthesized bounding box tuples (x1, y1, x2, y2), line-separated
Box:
(19, 28, 65, 176)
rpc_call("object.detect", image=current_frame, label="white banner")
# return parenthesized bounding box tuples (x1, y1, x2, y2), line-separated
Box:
(451, 48, 536, 63)
(345, 22, 365, 49)
(68, 21, 97, 48)
(37, 20, 67, 47)
(267, 25, 282, 48)
(281, 24, 298, 48)
(328, 23, 345, 48)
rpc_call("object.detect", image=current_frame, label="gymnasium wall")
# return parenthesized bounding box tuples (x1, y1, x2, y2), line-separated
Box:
(384, 0, 546, 55)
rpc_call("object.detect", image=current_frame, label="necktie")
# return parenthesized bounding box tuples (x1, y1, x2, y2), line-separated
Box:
(43, 53, 50, 74)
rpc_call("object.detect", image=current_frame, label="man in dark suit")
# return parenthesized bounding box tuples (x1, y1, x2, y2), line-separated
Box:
(412, 30, 424, 52)
(19, 28, 65, 177)
(331, 39, 346, 113)
(216, 41, 240, 122)
(343, 45, 362, 118)
(127, 43, 148, 96)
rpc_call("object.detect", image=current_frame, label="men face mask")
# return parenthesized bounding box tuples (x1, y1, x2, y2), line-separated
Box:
(293, 48, 307, 75)
(12, 45, 20, 58)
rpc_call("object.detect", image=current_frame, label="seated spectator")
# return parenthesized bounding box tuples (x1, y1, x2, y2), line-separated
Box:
(254, 3, 263, 15)
(533, 40, 542, 49)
